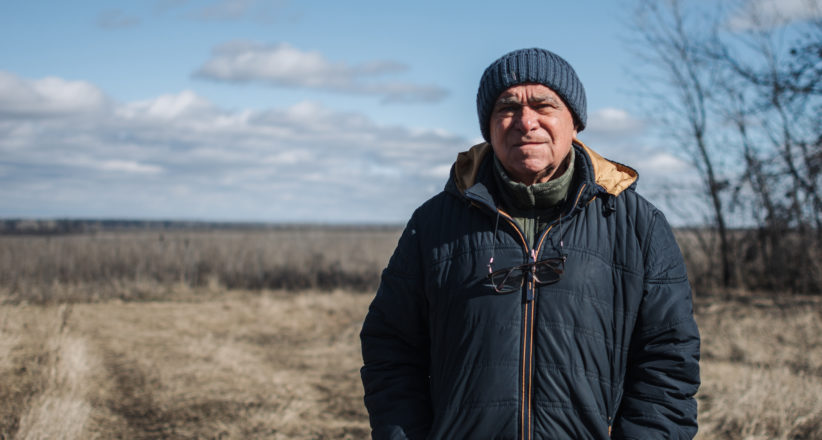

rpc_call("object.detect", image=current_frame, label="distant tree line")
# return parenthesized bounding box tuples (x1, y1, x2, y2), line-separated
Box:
(0, 219, 236, 235)
(0, 219, 401, 235)
(630, 0, 821, 293)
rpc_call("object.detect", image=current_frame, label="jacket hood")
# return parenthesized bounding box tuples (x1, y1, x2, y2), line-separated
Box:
(449, 140, 638, 198)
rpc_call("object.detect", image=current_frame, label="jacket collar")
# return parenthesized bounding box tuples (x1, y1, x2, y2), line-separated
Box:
(445, 140, 638, 210)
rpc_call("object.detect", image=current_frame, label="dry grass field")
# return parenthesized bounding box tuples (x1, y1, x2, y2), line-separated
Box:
(1, 226, 821, 439)
(693, 292, 822, 439)
(0, 290, 371, 439)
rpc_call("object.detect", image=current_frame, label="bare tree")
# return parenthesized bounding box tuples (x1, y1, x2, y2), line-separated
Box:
(630, 0, 735, 288)
(711, 4, 822, 292)
(628, 0, 822, 293)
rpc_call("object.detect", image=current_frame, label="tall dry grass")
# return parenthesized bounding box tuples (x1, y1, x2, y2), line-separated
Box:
(0, 227, 401, 304)
(0, 291, 372, 439)
(695, 292, 822, 439)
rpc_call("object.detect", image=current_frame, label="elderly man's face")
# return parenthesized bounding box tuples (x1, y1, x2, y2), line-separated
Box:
(489, 83, 577, 185)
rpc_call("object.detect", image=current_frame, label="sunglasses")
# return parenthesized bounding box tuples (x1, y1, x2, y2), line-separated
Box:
(486, 255, 566, 293)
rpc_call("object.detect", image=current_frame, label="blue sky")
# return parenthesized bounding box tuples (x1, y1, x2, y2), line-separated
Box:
(0, 0, 815, 223)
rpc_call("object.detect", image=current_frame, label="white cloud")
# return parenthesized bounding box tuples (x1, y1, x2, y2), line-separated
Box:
(0, 72, 687, 223)
(422, 164, 453, 179)
(0, 71, 109, 118)
(578, 107, 647, 161)
(65, 157, 164, 175)
(261, 150, 313, 165)
(576, 107, 698, 215)
(0, 71, 463, 223)
(635, 152, 690, 173)
(118, 90, 216, 120)
(728, 0, 822, 30)
(585, 107, 644, 136)
(98, 160, 164, 174)
(194, 41, 449, 103)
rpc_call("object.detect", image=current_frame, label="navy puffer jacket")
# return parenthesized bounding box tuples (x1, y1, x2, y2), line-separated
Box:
(361, 141, 700, 439)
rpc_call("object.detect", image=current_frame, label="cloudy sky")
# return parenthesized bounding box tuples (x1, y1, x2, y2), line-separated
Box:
(0, 0, 816, 223)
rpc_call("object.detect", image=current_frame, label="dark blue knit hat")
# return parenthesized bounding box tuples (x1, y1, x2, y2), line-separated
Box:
(477, 48, 587, 141)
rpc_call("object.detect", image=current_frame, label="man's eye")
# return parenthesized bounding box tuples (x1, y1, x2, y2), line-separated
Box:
(496, 106, 517, 114)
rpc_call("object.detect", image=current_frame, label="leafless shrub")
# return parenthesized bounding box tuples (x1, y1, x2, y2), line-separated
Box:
(676, 228, 822, 295)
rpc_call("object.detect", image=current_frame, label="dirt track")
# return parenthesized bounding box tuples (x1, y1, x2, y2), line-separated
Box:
(0, 291, 372, 439)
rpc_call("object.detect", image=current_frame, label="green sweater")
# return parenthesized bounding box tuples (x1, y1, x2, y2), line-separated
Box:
(492, 148, 575, 248)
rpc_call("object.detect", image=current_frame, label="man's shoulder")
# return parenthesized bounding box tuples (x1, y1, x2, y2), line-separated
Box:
(611, 185, 663, 218)
(409, 189, 471, 227)
(403, 188, 494, 251)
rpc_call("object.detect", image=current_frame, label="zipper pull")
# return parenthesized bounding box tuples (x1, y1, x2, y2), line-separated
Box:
(526, 249, 537, 301)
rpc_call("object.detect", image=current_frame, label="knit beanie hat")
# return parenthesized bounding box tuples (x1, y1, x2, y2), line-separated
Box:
(477, 48, 587, 141)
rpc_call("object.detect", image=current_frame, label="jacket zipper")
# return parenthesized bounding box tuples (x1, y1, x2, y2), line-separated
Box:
(523, 226, 553, 440)
(496, 209, 542, 440)
(522, 248, 536, 440)
(467, 182, 588, 439)
(516, 183, 588, 440)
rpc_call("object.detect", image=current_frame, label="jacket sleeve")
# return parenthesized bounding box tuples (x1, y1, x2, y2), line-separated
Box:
(360, 217, 432, 440)
(612, 210, 701, 439)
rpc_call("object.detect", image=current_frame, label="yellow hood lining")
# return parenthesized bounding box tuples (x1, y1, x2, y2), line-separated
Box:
(576, 139, 638, 196)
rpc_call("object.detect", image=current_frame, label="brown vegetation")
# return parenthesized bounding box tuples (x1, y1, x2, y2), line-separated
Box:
(0, 291, 371, 439)
(0, 227, 400, 304)
(1, 226, 820, 439)
(694, 291, 822, 439)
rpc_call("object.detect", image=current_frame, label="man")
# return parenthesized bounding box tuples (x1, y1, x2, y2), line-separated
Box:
(360, 48, 700, 439)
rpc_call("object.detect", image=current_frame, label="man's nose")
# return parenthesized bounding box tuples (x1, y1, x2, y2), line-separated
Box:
(514, 106, 538, 131)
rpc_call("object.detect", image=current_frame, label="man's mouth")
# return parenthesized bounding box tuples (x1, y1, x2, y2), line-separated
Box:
(513, 139, 547, 147)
